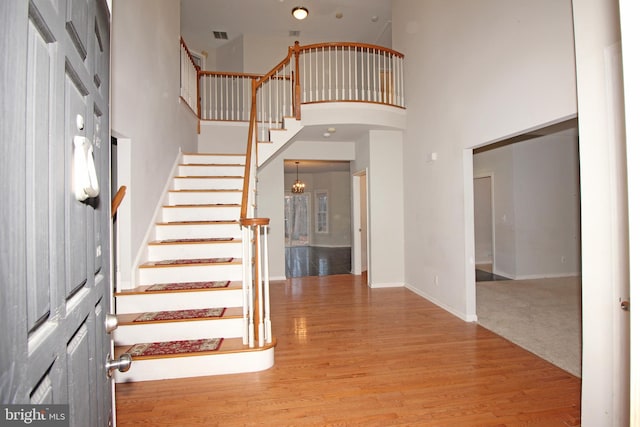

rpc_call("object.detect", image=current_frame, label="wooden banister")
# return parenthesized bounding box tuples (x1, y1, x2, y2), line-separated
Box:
(111, 185, 126, 218)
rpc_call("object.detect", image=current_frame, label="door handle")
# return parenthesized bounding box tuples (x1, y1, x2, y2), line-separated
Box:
(105, 314, 118, 333)
(73, 135, 100, 201)
(106, 353, 132, 378)
(621, 300, 630, 312)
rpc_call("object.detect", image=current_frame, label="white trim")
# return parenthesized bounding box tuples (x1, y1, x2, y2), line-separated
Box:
(369, 282, 405, 288)
(405, 283, 478, 323)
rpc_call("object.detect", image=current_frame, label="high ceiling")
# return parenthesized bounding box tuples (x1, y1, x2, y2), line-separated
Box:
(180, 0, 393, 53)
(180, 0, 393, 171)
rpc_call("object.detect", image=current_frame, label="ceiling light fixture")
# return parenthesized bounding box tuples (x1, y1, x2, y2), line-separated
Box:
(292, 7, 309, 20)
(291, 162, 305, 193)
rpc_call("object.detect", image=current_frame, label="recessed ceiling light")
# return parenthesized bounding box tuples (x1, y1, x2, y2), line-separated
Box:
(292, 7, 309, 20)
(323, 132, 331, 138)
(327, 127, 336, 133)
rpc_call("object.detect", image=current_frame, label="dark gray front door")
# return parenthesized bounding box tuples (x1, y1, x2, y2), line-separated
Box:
(1, 0, 112, 425)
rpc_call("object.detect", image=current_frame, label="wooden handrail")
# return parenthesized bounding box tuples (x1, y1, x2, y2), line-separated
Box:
(111, 185, 126, 218)
(297, 41, 405, 58)
(199, 71, 263, 79)
(180, 37, 201, 72)
(240, 78, 258, 219)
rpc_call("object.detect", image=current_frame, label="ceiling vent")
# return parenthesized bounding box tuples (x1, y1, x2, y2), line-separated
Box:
(289, 30, 300, 37)
(212, 31, 228, 40)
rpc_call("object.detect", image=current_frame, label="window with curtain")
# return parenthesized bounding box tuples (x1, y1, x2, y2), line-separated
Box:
(315, 190, 329, 234)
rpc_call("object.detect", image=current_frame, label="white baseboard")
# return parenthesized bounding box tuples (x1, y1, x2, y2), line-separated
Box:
(405, 284, 477, 322)
(369, 281, 405, 289)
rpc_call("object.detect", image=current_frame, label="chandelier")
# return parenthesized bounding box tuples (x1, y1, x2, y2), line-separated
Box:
(291, 161, 305, 193)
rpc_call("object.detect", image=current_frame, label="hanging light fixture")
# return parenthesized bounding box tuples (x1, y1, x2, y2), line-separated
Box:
(292, 6, 309, 20)
(291, 161, 305, 193)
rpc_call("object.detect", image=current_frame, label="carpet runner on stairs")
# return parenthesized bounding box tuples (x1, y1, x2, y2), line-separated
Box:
(155, 237, 234, 243)
(144, 280, 230, 291)
(126, 338, 224, 358)
(133, 307, 226, 322)
(142, 257, 234, 267)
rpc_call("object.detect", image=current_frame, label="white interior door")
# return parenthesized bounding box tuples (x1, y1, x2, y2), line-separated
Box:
(1, 0, 114, 425)
(473, 176, 494, 268)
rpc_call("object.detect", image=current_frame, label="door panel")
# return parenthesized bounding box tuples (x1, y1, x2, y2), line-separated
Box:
(1, 0, 112, 425)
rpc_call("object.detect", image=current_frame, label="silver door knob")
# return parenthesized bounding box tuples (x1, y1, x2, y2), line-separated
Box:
(621, 300, 630, 311)
(106, 353, 132, 377)
(105, 314, 119, 333)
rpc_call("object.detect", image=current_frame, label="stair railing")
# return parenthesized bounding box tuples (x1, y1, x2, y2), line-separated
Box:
(183, 39, 405, 349)
(179, 38, 200, 116)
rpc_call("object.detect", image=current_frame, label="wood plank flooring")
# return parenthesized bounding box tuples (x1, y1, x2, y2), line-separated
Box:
(115, 274, 581, 426)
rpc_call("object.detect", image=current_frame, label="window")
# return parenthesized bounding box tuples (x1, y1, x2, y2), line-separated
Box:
(315, 190, 329, 234)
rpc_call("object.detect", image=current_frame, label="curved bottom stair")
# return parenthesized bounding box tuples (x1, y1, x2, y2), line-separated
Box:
(114, 338, 276, 382)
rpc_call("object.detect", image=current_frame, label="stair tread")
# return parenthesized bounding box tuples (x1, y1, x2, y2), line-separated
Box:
(182, 152, 244, 156)
(180, 163, 244, 166)
(116, 281, 242, 296)
(149, 237, 237, 245)
(115, 337, 276, 360)
(169, 189, 242, 193)
(163, 203, 240, 208)
(157, 220, 239, 225)
(139, 257, 239, 268)
(118, 307, 242, 325)
(175, 175, 243, 179)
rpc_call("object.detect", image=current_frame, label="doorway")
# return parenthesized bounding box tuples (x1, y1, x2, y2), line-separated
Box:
(471, 120, 583, 377)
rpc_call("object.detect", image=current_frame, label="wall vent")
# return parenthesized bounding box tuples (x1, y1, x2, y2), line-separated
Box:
(289, 30, 300, 37)
(212, 31, 228, 40)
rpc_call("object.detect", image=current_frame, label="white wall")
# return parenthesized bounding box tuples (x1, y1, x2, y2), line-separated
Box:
(368, 130, 405, 287)
(513, 132, 580, 278)
(393, 0, 577, 319)
(216, 35, 244, 73)
(284, 170, 352, 247)
(198, 121, 248, 154)
(474, 131, 580, 279)
(112, 0, 198, 282)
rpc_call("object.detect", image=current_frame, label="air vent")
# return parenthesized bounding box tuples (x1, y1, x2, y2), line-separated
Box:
(289, 30, 300, 37)
(212, 31, 228, 40)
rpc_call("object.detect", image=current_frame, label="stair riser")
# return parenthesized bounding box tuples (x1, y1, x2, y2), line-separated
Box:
(178, 165, 245, 176)
(114, 347, 274, 383)
(162, 206, 240, 222)
(147, 242, 242, 261)
(116, 288, 243, 313)
(168, 192, 241, 205)
(154, 223, 241, 240)
(173, 178, 243, 190)
(138, 263, 243, 285)
(113, 318, 244, 345)
(182, 154, 245, 165)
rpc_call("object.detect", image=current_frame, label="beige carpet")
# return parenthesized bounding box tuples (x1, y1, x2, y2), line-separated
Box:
(476, 276, 582, 377)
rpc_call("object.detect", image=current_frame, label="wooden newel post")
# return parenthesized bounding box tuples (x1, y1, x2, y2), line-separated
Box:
(293, 41, 302, 120)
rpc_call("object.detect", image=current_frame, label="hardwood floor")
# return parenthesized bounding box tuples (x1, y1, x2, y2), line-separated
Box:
(115, 274, 581, 426)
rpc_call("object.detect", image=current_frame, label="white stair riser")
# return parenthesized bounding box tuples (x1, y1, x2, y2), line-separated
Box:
(138, 263, 243, 284)
(116, 288, 243, 313)
(154, 223, 241, 240)
(113, 318, 244, 345)
(168, 191, 241, 205)
(173, 178, 243, 190)
(182, 154, 245, 165)
(178, 165, 245, 176)
(162, 206, 240, 222)
(114, 347, 274, 383)
(147, 242, 242, 261)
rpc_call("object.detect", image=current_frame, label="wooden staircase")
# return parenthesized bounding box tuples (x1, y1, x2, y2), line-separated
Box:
(113, 153, 275, 382)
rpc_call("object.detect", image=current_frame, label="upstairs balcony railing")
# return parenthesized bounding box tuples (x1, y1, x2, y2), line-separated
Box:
(179, 40, 405, 349)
